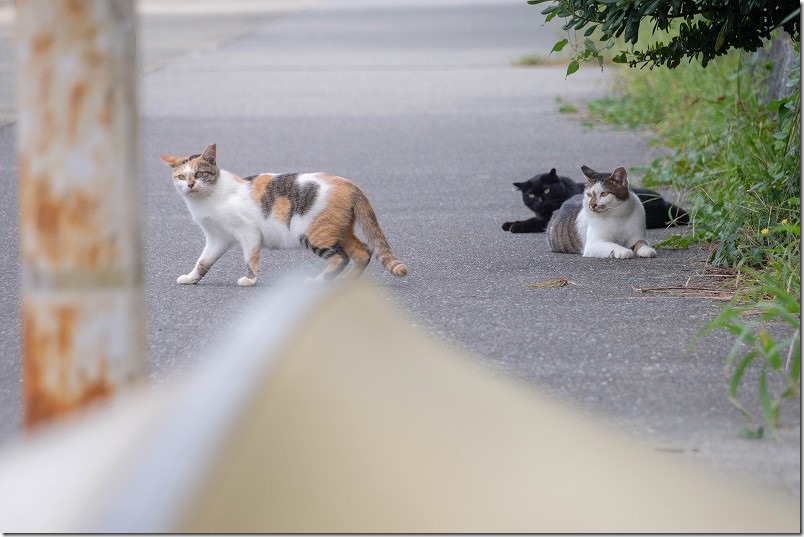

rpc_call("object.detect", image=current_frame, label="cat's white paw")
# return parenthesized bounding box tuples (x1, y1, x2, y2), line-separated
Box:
(303, 276, 326, 286)
(237, 276, 257, 287)
(610, 246, 635, 259)
(177, 274, 198, 284)
(636, 245, 657, 258)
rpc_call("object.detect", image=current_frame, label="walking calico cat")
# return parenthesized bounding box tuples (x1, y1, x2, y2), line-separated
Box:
(160, 144, 407, 286)
(547, 165, 657, 259)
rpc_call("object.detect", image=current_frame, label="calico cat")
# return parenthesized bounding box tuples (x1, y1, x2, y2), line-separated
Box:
(502, 168, 688, 233)
(160, 144, 407, 285)
(547, 165, 657, 259)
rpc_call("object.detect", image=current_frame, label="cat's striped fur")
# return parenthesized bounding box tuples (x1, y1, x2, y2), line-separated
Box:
(546, 196, 584, 253)
(547, 166, 656, 259)
(161, 144, 407, 285)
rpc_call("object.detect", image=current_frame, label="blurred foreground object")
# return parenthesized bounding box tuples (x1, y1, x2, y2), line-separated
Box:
(16, 0, 145, 428)
(0, 281, 798, 532)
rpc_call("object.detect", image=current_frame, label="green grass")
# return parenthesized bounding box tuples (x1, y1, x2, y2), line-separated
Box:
(512, 54, 549, 66)
(697, 267, 801, 439)
(588, 51, 800, 271)
(556, 97, 578, 114)
(512, 53, 569, 67)
(585, 43, 801, 436)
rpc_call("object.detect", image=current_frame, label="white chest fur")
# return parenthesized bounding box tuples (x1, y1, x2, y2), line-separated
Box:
(577, 191, 652, 258)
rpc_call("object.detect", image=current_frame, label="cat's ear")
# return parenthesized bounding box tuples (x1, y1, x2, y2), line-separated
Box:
(160, 154, 183, 167)
(513, 182, 525, 190)
(610, 167, 628, 186)
(201, 144, 217, 165)
(581, 165, 597, 181)
(543, 168, 559, 183)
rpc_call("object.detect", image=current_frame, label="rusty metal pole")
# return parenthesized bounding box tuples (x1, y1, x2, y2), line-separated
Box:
(16, 0, 145, 428)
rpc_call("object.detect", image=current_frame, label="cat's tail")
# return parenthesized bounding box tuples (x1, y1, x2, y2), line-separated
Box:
(352, 188, 408, 277)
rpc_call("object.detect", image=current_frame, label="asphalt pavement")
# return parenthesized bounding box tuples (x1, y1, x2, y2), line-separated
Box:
(0, 0, 799, 500)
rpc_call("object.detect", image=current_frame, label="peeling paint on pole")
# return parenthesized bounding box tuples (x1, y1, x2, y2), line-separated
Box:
(16, 0, 146, 428)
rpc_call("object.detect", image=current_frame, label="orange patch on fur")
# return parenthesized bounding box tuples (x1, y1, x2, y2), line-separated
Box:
(306, 181, 355, 248)
(273, 196, 291, 224)
(248, 246, 260, 278)
(343, 233, 371, 264)
(160, 154, 184, 167)
(249, 174, 273, 204)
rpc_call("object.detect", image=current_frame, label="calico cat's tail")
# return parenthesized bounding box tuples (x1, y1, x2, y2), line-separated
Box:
(352, 188, 408, 277)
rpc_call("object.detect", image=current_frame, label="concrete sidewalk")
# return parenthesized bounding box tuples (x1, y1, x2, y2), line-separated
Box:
(0, 0, 317, 127)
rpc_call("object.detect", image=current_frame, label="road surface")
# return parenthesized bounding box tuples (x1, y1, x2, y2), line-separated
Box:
(0, 0, 798, 499)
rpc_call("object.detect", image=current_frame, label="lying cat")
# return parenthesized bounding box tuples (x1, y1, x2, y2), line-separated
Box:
(547, 165, 657, 259)
(502, 168, 688, 233)
(160, 144, 407, 286)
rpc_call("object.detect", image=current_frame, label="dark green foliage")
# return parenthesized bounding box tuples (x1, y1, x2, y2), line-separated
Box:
(588, 47, 800, 272)
(528, 0, 800, 68)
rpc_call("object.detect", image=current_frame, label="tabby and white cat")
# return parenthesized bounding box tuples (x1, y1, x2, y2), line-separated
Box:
(547, 166, 657, 259)
(502, 168, 688, 233)
(160, 144, 407, 285)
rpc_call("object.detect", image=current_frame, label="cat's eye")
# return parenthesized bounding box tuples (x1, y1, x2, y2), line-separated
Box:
(195, 171, 207, 179)
(527, 193, 536, 198)
(176, 174, 185, 181)
(600, 191, 609, 197)
(586, 192, 592, 197)
(543, 188, 550, 194)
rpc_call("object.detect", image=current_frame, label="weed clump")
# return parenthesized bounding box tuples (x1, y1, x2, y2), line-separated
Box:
(587, 39, 801, 436)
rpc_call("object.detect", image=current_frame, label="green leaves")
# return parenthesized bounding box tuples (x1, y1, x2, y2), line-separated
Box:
(551, 38, 569, 53)
(555, 34, 615, 76)
(528, 0, 801, 70)
(611, 52, 629, 64)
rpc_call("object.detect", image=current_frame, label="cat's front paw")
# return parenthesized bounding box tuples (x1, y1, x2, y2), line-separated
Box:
(502, 222, 513, 232)
(237, 276, 257, 287)
(631, 240, 657, 258)
(177, 274, 199, 284)
(609, 246, 635, 259)
(636, 245, 657, 258)
(507, 222, 531, 233)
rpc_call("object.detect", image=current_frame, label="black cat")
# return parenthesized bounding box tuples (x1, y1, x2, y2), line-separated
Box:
(502, 168, 689, 233)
